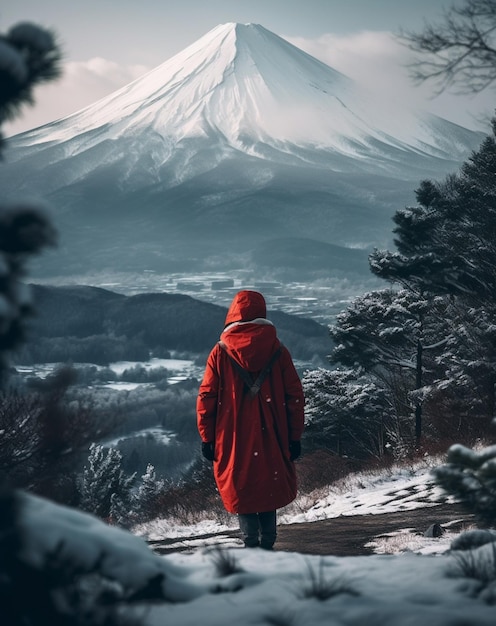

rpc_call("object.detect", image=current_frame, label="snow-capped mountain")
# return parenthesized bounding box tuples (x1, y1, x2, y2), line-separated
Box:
(1, 23, 485, 278)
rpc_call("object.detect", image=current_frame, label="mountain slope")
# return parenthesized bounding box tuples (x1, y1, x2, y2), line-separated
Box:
(0, 23, 485, 278)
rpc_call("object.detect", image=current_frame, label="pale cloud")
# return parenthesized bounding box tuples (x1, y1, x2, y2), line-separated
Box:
(5, 58, 150, 137)
(285, 30, 494, 131)
(288, 31, 406, 75)
(287, 31, 433, 105)
(64, 58, 149, 88)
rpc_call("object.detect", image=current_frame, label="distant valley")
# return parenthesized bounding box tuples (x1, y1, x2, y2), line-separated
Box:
(12, 283, 331, 480)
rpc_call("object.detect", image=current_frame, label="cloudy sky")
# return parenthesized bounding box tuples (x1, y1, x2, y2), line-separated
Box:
(3, 0, 495, 136)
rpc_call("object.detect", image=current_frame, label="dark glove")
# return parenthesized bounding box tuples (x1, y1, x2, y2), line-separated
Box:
(201, 441, 215, 462)
(289, 440, 301, 461)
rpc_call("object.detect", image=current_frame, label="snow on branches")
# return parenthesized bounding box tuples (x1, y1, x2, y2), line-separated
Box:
(434, 443, 496, 526)
(0, 21, 61, 127)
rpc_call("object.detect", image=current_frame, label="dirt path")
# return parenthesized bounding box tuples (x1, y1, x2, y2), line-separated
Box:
(150, 503, 472, 557)
(275, 503, 471, 555)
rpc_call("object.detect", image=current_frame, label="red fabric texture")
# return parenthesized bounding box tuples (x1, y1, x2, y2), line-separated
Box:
(197, 291, 305, 514)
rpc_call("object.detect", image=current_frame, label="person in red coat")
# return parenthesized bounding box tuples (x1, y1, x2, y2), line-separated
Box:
(197, 290, 305, 549)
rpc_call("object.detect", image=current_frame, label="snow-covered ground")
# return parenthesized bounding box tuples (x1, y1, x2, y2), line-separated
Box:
(16, 356, 203, 388)
(102, 426, 175, 448)
(16, 459, 496, 624)
(134, 459, 460, 552)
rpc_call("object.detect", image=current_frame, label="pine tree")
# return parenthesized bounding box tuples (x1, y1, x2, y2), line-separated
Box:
(0, 22, 60, 381)
(433, 443, 496, 527)
(366, 122, 496, 441)
(432, 304, 496, 432)
(330, 288, 450, 443)
(80, 444, 135, 523)
(302, 368, 388, 458)
(370, 120, 496, 304)
(0, 22, 61, 146)
(134, 463, 165, 520)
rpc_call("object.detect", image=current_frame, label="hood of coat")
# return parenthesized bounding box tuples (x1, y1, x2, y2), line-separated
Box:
(224, 290, 267, 326)
(221, 291, 278, 371)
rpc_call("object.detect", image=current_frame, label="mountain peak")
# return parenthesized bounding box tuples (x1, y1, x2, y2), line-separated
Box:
(11, 22, 482, 178)
(15, 21, 352, 150)
(1, 24, 485, 280)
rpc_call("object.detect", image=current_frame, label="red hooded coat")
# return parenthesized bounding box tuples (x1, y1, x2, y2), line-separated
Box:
(197, 290, 305, 514)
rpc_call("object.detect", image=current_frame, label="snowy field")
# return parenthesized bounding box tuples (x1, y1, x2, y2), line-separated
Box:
(18, 459, 496, 625)
(102, 426, 175, 448)
(16, 354, 315, 392)
(16, 356, 204, 388)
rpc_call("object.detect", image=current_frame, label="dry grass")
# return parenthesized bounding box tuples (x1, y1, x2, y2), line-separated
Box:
(209, 548, 244, 577)
(451, 541, 496, 586)
(302, 558, 359, 601)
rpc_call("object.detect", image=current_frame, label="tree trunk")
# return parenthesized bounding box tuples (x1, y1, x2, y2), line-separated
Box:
(415, 339, 423, 443)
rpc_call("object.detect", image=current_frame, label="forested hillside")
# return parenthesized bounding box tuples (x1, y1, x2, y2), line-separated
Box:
(15, 284, 329, 365)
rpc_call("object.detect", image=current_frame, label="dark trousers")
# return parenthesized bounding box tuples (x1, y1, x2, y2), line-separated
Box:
(238, 510, 277, 549)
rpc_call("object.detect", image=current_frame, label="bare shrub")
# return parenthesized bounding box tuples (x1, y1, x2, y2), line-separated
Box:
(0, 367, 118, 503)
(296, 449, 355, 493)
(152, 458, 229, 525)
